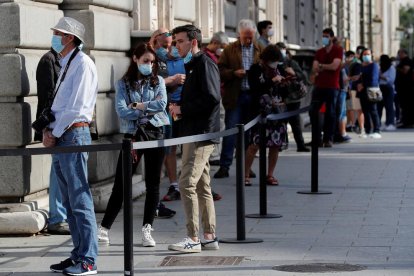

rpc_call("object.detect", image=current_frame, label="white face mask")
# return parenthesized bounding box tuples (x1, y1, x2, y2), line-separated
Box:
(215, 48, 224, 56)
(267, 29, 274, 37)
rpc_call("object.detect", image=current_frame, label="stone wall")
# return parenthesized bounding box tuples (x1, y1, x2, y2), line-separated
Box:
(0, 0, 134, 234)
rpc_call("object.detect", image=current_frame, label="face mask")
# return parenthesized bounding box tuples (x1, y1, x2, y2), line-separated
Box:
(322, 37, 330, 47)
(215, 48, 224, 56)
(280, 49, 287, 59)
(51, 35, 65, 53)
(362, 55, 372, 63)
(267, 29, 274, 37)
(183, 50, 193, 64)
(155, 47, 168, 62)
(170, 46, 181, 59)
(138, 63, 152, 76)
(268, 61, 278, 69)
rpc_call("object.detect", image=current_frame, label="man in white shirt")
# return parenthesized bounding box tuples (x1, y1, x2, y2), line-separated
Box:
(42, 17, 99, 276)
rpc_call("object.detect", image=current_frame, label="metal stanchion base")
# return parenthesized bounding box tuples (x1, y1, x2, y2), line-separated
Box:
(245, 213, 283, 218)
(297, 190, 332, 194)
(220, 238, 263, 244)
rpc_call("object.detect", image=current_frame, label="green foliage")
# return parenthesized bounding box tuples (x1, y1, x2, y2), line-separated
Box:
(399, 6, 414, 53)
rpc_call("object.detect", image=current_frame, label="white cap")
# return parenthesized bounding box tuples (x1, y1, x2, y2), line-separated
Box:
(51, 17, 85, 43)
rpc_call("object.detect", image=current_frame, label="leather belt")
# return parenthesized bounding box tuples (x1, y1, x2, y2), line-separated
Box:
(68, 122, 89, 130)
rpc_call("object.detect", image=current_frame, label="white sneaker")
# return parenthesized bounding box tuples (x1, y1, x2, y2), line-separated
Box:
(168, 237, 201, 253)
(359, 130, 367, 138)
(384, 125, 396, 131)
(142, 224, 156, 247)
(369, 132, 382, 139)
(201, 237, 219, 250)
(97, 225, 110, 245)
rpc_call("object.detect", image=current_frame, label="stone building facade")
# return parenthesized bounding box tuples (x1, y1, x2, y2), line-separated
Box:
(0, 0, 400, 234)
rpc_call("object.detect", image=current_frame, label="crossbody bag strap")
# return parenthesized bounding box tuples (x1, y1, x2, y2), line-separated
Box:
(48, 47, 80, 107)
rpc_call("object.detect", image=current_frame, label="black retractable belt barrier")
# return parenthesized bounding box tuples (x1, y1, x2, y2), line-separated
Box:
(220, 124, 262, 244)
(297, 101, 331, 195)
(246, 117, 282, 219)
(122, 139, 134, 276)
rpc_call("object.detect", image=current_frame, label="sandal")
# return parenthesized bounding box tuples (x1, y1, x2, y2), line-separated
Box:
(266, 175, 279, 186)
(245, 177, 252, 186)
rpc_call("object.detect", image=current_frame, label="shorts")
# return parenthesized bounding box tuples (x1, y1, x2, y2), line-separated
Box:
(164, 114, 182, 154)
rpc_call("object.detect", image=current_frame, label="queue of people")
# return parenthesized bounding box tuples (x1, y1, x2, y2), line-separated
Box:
(34, 16, 413, 275)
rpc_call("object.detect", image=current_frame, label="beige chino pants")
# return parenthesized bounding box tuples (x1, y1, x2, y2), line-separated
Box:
(179, 142, 216, 238)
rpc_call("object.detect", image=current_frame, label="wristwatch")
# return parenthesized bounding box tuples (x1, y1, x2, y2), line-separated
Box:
(319, 63, 323, 70)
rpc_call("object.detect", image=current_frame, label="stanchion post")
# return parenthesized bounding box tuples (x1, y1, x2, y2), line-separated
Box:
(297, 101, 331, 195)
(246, 117, 282, 219)
(259, 119, 267, 215)
(220, 124, 262, 244)
(122, 139, 134, 276)
(235, 124, 246, 240)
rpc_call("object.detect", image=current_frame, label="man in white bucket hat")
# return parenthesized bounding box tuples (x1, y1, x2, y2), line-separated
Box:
(41, 17, 99, 275)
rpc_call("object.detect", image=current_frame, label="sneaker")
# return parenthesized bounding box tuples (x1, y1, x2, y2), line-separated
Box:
(63, 260, 97, 276)
(50, 258, 76, 273)
(212, 191, 222, 201)
(48, 222, 70, 235)
(359, 129, 367, 138)
(97, 225, 110, 245)
(163, 185, 181, 201)
(384, 124, 396, 131)
(168, 237, 201, 253)
(155, 202, 176, 219)
(340, 135, 352, 143)
(369, 132, 382, 139)
(214, 167, 229, 178)
(142, 224, 156, 247)
(201, 237, 220, 250)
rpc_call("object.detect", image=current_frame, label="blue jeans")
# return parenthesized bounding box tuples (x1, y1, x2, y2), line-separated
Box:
(359, 93, 381, 133)
(52, 126, 98, 263)
(220, 91, 251, 169)
(311, 88, 339, 142)
(378, 84, 395, 126)
(337, 90, 347, 122)
(48, 165, 67, 225)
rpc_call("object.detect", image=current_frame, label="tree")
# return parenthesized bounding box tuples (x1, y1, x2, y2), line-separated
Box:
(400, 5, 414, 56)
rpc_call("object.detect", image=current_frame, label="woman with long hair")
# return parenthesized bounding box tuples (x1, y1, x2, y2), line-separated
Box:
(97, 43, 170, 246)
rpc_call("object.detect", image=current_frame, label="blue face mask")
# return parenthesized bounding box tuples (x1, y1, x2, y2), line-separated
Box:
(51, 35, 65, 53)
(138, 63, 152, 76)
(183, 50, 193, 64)
(362, 55, 372, 63)
(155, 47, 168, 62)
(322, 37, 330, 47)
(170, 46, 181, 59)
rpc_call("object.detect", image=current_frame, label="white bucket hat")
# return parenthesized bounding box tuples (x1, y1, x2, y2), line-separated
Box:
(51, 17, 85, 43)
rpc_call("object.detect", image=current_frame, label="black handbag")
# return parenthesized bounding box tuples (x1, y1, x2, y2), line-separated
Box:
(287, 79, 308, 100)
(134, 124, 164, 141)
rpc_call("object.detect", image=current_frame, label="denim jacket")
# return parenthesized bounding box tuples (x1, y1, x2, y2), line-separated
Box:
(115, 76, 169, 134)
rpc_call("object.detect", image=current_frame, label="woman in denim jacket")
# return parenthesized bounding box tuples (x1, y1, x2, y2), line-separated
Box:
(98, 43, 171, 247)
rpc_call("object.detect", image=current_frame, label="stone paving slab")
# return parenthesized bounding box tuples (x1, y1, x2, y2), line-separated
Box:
(1, 130, 414, 275)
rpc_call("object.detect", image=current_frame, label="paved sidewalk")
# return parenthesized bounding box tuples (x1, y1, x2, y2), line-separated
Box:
(1, 129, 414, 275)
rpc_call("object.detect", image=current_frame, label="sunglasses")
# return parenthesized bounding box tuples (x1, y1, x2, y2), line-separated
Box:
(156, 32, 172, 38)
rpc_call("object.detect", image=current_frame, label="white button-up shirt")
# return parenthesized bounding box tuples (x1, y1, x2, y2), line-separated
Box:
(49, 48, 98, 138)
